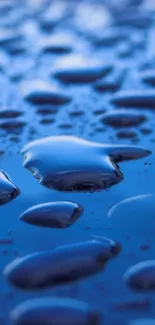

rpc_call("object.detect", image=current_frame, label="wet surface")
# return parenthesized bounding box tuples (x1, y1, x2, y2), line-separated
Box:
(0, 0, 155, 324)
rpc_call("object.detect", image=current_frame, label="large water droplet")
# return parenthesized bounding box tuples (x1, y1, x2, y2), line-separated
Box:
(4, 239, 119, 289)
(21, 136, 150, 192)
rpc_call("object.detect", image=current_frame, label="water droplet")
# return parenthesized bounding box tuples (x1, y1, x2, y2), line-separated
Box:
(140, 126, 152, 135)
(40, 2, 67, 31)
(40, 118, 55, 125)
(54, 61, 112, 84)
(111, 298, 151, 311)
(10, 136, 20, 143)
(58, 123, 73, 129)
(140, 69, 155, 86)
(107, 194, 155, 241)
(116, 129, 138, 139)
(128, 319, 155, 325)
(124, 260, 155, 291)
(0, 29, 23, 47)
(21, 136, 150, 192)
(112, 90, 155, 108)
(11, 297, 100, 325)
(93, 27, 127, 46)
(19, 201, 83, 229)
(5, 40, 26, 55)
(94, 68, 126, 92)
(37, 106, 58, 115)
(0, 109, 23, 119)
(4, 239, 119, 289)
(69, 110, 84, 117)
(0, 170, 20, 205)
(95, 127, 106, 133)
(0, 121, 26, 133)
(40, 34, 73, 54)
(101, 110, 145, 127)
(93, 108, 106, 116)
(21, 80, 71, 105)
(0, 237, 13, 245)
(139, 244, 151, 251)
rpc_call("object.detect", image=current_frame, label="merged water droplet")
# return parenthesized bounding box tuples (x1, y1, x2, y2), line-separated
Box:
(124, 260, 155, 291)
(101, 110, 145, 128)
(11, 297, 100, 325)
(21, 80, 71, 105)
(0, 171, 20, 205)
(112, 90, 155, 108)
(4, 239, 120, 289)
(21, 136, 151, 192)
(19, 201, 83, 229)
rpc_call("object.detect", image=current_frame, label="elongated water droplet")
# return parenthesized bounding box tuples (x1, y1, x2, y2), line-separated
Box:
(11, 297, 100, 325)
(20, 201, 83, 229)
(124, 260, 155, 291)
(4, 239, 120, 289)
